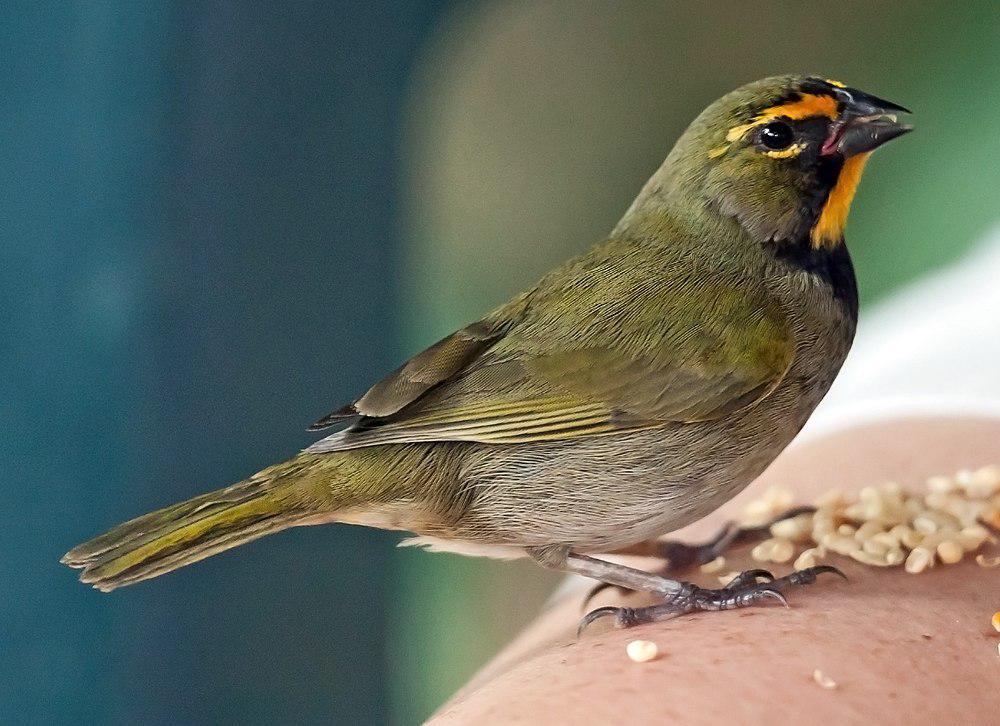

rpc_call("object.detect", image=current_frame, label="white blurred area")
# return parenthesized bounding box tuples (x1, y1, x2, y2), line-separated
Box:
(802, 225, 1000, 441)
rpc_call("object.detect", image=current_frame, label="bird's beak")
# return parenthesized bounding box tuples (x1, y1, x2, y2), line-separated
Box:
(820, 89, 912, 158)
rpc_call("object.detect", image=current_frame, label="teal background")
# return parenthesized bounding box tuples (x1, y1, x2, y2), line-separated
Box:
(3, 2, 446, 724)
(3, 2, 998, 724)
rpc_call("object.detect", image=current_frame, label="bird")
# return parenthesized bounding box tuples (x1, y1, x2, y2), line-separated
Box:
(63, 75, 911, 629)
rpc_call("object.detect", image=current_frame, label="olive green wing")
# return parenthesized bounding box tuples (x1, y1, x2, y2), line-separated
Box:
(306, 294, 793, 452)
(307, 318, 512, 430)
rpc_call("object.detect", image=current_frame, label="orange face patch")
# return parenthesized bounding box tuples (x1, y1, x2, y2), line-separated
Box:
(811, 152, 871, 249)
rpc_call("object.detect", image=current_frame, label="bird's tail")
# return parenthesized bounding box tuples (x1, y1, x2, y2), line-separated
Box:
(62, 455, 339, 592)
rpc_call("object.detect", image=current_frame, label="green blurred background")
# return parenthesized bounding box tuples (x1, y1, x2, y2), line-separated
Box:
(3, 1, 998, 724)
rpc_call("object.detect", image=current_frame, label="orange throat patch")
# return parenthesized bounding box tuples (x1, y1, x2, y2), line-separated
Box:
(811, 152, 871, 249)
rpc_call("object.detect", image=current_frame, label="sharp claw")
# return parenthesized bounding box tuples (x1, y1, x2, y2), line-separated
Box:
(578, 606, 624, 637)
(581, 581, 618, 610)
(743, 568, 775, 582)
(760, 588, 789, 608)
(815, 565, 848, 581)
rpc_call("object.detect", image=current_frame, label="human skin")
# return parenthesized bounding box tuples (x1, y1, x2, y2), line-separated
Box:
(429, 417, 1000, 724)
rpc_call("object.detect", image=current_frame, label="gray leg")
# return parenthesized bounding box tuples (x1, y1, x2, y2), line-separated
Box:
(613, 505, 818, 571)
(528, 545, 845, 634)
(528, 545, 684, 596)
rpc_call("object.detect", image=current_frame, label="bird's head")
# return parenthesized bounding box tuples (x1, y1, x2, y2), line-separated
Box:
(637, 75, 912, 249)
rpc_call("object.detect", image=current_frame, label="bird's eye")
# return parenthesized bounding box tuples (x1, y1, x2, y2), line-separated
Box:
(758, 121, 795, 151)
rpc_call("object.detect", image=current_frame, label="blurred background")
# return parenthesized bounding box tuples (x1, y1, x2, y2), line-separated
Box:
(3, 1, 998, 723)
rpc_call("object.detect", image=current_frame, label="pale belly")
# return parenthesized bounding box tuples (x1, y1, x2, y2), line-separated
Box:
(435, 349, 845, 555)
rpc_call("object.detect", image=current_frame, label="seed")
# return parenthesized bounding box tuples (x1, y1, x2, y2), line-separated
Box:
(893, 525, 923, 550)
(862, 538, 889, 556)
(718, 571, 741, 586)
(956, 525, 989, 552)
(626, 639, 659, 663)
(812, 669, 837, 689)
(843, 503, 867, 522)
(917, 531, 949, 551)
(770, 538, 795, 563)
(905, 546, 934, 574)
(823, 534, 861, 555)
(870, 532, 899, 548)
(968, 466, 1000, 497)
(884, 547, 905, 566)
(700, 556, 726, 574)
(812, 515, 836, 540)
(742, 486, 794, 525)
(926, 475, 956, 493)
(929, 510, 961, 530)
(838, 524, 857, 537)
(936, 540, 963, 564)
(913, 515, 938, 535)
(850, 549, 892, 566)
(992, 612, 1000, 633)
(771, 514, 813, 542)
(794, 548, 821, 570)
(854, 520, 884, 542)
(976, 554, 1000, 568)
(751, 539, 776, 562)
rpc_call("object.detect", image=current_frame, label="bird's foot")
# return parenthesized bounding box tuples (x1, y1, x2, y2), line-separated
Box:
(578, 565, 844, 635)
(658, 504, 818, 570)
(582, 505, 816, 606)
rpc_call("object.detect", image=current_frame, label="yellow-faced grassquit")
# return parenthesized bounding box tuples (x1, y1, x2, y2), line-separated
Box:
(64, 75, 911, 628)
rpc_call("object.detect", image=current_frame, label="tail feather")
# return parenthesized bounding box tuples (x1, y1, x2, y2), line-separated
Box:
(63, 467, 317, 592)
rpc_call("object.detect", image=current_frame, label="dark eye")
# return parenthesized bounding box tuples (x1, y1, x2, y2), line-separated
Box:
(758, 121, 795, 151)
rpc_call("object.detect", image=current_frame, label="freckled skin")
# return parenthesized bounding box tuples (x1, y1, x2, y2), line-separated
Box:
(63, 75, 909, 594)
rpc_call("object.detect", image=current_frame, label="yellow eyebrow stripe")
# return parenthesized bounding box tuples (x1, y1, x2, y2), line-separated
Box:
(725, 93, 840, 142)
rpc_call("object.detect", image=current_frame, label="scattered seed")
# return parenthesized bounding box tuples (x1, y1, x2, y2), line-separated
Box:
(769, 538, 795, 563)
(850, 549, 893, 567)
(926, 475, 956, 493)
(771, 514, 812, 542)
(794, 547, 821, 570)
(862, 538, 889, 557)
(936, 540, 964, 565)
(735, 465, 1000, 577)
(854, 520, 883, 542)
(992, 612, 1000, 633)
(812, 669, 837, 689)
(742, 486, 794, 525)
(913, 515, 938, 535)
(751, 539, 776, 562)
(823, 534, 861, 556)
(718, 572, 741, 586)
(968, 466, 1000, 497)
(957, 525, 990, 552)
(884, 547, 905, 566)
(700, 556, 726, 574)
(626, 639, 659, 663)
(905, 546, 935, 574)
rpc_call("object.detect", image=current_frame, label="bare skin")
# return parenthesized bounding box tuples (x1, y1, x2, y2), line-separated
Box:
(430, 417, 1000, 724)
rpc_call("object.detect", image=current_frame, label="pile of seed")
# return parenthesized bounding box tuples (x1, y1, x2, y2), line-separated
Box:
(707, 465, 1000, 581)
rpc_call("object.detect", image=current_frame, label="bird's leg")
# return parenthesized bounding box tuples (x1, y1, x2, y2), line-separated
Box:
(582, 505, 817, 605)
(626, 505, 818, 570)
(528, 543, 845, 635)
(529, 546, 685, 597)
(577, 564, 845, 634)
